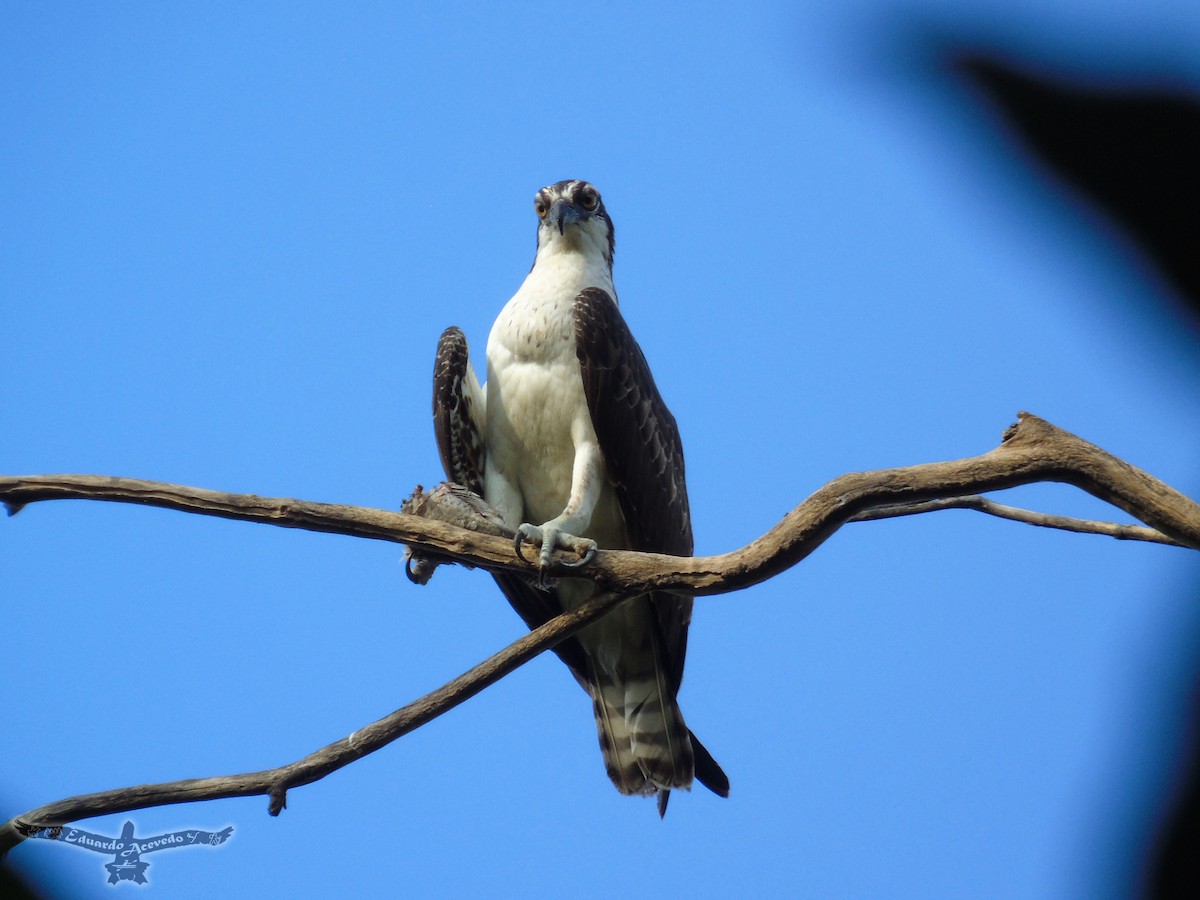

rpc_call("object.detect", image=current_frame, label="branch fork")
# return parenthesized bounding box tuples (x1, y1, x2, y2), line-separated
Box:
(2, 413, 1197, 853)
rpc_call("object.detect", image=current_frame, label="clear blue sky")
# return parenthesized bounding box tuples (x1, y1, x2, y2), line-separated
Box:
(4, 2, 1199, 897)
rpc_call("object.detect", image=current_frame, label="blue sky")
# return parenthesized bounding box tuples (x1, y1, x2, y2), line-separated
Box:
(4, 2, 1200, 897)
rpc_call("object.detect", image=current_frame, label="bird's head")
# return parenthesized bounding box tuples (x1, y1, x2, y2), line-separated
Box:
(532, 180, 615, 269)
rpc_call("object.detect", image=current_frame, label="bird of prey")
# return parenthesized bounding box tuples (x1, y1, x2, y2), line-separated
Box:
(430, 179, 727, 814)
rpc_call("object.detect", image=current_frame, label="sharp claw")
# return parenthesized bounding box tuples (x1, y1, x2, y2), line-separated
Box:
(559, 543, 597, 570)
(513, 529, 535, 565)
(405, 552, 439, 585)
(512, 523, 594, 578)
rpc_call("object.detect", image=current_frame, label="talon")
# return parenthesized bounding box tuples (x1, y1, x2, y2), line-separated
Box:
(513, 522, 594, 577)
(514, 529, 535, 565)
(515, 524, 547, 566)
(559, 543, 597, 569)
(405, 556, 421, 584)
(405, 552, 437, 585)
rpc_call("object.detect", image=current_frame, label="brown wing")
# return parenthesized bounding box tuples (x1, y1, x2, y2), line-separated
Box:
(573, 288, 693, 684)
(431, 326, 593, 684)
(573, 288, 728, 798)
(433, 327, 485, 496)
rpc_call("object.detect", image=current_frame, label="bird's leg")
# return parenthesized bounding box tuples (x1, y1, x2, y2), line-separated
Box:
(515, 439, 601, 572)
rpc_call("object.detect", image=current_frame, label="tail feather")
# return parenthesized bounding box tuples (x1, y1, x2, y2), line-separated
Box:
(590, 662, 694, 798)
(591, 677, 640, 792)
(577, 596, 728, 812)
(690, 730, 730, 798)
(627, 678, 693, 789)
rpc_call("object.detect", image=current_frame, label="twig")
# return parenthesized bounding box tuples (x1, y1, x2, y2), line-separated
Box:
(851, 495, 1188, 546)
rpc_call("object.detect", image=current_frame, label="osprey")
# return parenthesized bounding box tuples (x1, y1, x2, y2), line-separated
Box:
(430, 180, 727, 813)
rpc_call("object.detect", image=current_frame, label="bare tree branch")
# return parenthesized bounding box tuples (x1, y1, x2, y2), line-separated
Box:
(0, 587, 631, 854)
(852, 495, 1189, 546)
(4, 414, 1197, 591)
(2, 412, 1198, 852)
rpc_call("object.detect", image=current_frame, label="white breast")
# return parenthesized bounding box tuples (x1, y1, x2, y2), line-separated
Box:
(483, 240, 615, 527)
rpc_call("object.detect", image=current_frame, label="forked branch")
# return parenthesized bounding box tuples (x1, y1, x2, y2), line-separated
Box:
(2, 412, 1197, 853)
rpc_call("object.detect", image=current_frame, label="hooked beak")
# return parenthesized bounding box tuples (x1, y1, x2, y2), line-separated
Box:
(548, 198, 582, 235)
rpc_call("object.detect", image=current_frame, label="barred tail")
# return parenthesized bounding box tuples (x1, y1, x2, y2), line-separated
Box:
(590, 662, 695, 802)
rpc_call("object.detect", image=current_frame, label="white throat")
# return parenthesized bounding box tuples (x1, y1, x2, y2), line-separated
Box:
(521, 231, 614, 306)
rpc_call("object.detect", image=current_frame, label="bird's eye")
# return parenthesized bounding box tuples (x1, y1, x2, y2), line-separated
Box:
(579, 188, 599, 211)
(534, 197, 548, 218)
